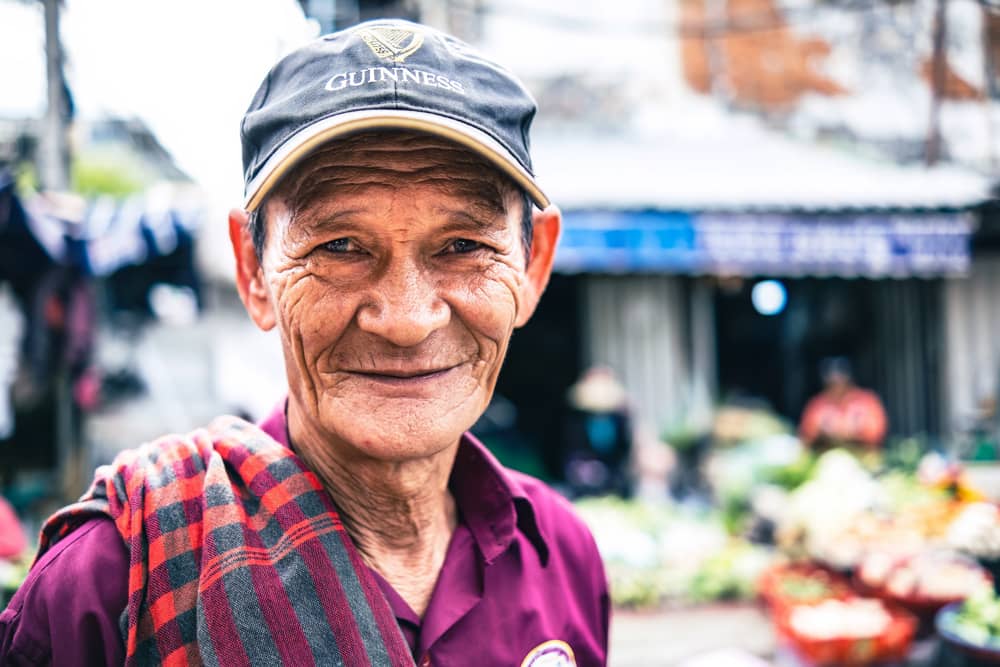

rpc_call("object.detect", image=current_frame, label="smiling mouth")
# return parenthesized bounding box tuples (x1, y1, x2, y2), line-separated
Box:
(347, 365, 459, 383)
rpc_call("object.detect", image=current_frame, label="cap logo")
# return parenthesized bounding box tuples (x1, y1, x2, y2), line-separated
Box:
(359, 26, 424, 63)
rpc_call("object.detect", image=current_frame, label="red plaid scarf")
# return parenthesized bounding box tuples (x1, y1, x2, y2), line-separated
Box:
(38, 417, 415, 667)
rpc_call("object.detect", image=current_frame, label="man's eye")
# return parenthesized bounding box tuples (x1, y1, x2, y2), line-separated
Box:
(449, 239, 484, 254)
(322, 238, 356, 253)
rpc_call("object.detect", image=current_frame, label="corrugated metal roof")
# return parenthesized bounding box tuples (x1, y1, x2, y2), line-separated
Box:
(533, 123, 992, 212)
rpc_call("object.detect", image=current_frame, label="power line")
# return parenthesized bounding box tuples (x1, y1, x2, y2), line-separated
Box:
(466, 0, 988, 37)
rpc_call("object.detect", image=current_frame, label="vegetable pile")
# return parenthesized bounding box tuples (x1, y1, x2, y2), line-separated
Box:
(945, 589, 1000, 650)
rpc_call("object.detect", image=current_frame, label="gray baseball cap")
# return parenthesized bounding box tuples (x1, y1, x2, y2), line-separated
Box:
(240, 19, 549, 212)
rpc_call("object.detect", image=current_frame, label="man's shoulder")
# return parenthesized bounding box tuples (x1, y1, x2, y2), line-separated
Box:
(21, 517, 124, 590)
(1, 517, 127, 664)
(105, 416, 281, 474)
(106, 426, 214, 469)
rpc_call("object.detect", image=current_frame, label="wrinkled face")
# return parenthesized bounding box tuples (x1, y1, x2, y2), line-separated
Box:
(251, 134, 540, 461)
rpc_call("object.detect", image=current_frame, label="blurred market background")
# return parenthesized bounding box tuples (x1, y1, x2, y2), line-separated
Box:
(3, 0, 1000, 664)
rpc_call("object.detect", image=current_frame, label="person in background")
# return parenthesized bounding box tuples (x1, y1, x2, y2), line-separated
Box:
(564, 366, 634, 497)
(0, 495, 25, 562)
(799, 357, 888, 450)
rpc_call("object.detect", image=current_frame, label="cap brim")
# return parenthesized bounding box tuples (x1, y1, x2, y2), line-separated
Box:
(242, 109, 550, 212)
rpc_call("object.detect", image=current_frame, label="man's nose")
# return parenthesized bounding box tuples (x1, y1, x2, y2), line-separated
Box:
(355, 263, 450, 347)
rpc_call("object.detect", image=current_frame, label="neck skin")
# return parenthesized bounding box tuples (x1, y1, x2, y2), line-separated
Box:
(287, 403, 459, 618)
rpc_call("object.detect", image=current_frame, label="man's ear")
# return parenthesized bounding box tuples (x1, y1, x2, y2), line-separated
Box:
(515, 204, 561, 328)
(228, 208, 276, 331)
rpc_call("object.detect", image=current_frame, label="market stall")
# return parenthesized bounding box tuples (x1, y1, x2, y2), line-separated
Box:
(574, 412, 1000, 665)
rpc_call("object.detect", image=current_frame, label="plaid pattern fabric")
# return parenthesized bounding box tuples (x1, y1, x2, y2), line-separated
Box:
(38, 417, 415, 667)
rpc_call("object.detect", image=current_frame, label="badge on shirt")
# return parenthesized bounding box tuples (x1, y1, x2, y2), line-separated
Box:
(520, 640, 577, 667)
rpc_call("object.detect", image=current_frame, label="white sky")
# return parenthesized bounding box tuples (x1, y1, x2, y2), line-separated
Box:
(0, 0, 317, 208)
(534, 97, 989, 210)
(0, 0, 992, 214)
(0, 1, 47, 119)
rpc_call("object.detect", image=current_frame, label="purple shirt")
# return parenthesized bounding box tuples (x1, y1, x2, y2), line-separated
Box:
(0, 403, 610, 666)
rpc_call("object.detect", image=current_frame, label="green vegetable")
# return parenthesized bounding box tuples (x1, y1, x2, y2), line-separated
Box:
(777, 576, 832, 601)
(688, 542, 772, 603)
(951, 588, 1000, 648)
(762, 453, 816, 490)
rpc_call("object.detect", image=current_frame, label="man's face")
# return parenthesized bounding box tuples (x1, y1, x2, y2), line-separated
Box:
(824, 371, 851, 394)
(236, 133, 556, 462)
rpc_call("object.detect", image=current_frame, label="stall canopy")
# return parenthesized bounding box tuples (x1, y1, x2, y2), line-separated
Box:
(534, 117, 991, 278)
(556, 210, 975, 277)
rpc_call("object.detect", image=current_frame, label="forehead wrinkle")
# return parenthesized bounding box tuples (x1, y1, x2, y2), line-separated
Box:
(290, 157, 506, 190)
(288, 166, 509, 221)
(295, 164, 506, 188)
(304, 135, 491, 162)
(286, 142, 498, 190)
(268, 131, 526, 240)
(277, 133, 515, 200)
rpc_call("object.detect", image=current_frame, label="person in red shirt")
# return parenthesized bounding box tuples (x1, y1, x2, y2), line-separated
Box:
(0, 495, 25, 560)
(799, 357, 888, 450)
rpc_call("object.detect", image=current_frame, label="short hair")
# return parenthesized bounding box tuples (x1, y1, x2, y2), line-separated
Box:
(820, 356, 853, 382)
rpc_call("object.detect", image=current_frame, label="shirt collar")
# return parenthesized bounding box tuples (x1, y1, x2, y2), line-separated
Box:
(451, 431, 549, 566)
(257, 398, 550, 566)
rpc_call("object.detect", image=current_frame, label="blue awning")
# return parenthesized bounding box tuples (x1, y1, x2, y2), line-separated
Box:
(555, 210, 974, 278)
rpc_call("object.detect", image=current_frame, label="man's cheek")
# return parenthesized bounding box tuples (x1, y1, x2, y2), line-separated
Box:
(482, 285, 520, 333)
(272, 278, 333, 361)
(483, 265, 526, 315)
(274, 270, 328, 319)
(464, 270, 520, 310)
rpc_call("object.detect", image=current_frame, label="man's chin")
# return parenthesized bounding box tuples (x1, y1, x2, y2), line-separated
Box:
(316, 397, 481, 461)
(335, 431, 464, 463)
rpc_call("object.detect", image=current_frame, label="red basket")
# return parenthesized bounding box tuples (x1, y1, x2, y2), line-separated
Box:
(774, 598, 917, 666)
(856, 552, 993, 638)
(758, 562, 853, 611)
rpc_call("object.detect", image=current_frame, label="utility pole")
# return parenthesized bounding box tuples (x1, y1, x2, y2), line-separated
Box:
(39, 0, 79, 502)
(982, 4, 997, 172)
(926, 0, 948, 167)
(40, 0, 71, 191)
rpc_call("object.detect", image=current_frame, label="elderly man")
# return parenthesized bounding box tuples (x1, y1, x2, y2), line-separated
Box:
(0, 19, 608, 667)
